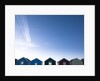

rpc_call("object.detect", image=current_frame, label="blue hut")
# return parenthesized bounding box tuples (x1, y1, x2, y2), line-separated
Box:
(30, 58, 42, 65)
(16, 57, 30, 65)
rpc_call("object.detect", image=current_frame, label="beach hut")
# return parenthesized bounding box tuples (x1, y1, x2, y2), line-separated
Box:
(44, 58, 56, 65)
(16, 57, 30, 65)
(70, 58, 83, 65)
(81, 58, 84, 65)
(30, 58, 42, 65)
(15, 59, 17, 65)
(57, 58, 70, 65)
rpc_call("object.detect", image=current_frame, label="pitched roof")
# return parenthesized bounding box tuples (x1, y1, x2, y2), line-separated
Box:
(31, 58, 42, 62)
(58, 58, 69, 62)
(70, 58, 79, 62)
(45, 58, 55, 62)
(18, 57, 30, 62)
(70, 58, 83, 65)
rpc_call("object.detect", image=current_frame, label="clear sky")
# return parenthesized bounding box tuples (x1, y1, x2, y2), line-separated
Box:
(15, 15, 84, 61)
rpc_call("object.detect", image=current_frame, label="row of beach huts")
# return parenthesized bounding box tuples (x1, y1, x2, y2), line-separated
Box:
(15, 57, 84, 65)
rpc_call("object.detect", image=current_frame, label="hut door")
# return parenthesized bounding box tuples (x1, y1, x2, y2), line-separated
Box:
(21, 61, 24, 65)
(63, 62, 66, 65)
(35, 63, 37, 65)
(49, 62, 52, 65)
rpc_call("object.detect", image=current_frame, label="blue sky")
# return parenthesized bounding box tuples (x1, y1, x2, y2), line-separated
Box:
(15, 15, 84, 60)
